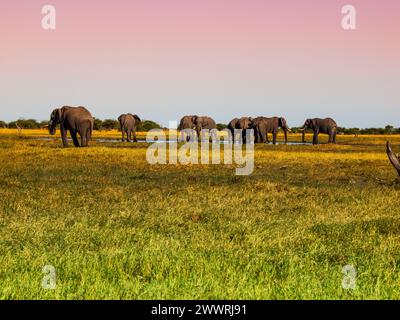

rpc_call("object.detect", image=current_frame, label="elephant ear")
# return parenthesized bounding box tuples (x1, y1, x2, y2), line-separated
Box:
(279, 117, 287, 128)
(57, 108, 64, 123)
(192, 116, 198, 124)
(133, 114, 141, 122)
(118, 115, 123, 122)
(311, 119, 317, 129)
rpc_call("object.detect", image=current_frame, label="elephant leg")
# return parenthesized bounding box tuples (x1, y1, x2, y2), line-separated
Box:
(333, 131, 337, 143)
(328, 134, 332, 143)
(261, 131, 267, 144)
(121, 129, 125, 142)
(272, 131, 277, 145)
(302, 131, 306, 143)
(242, 130, 247, 144)
(255, 128, 262, 144)
(81, 132, 87, 147)
(313, 131, 319, 145)
(258, 130, 263, 143)
(253, 129, 258, 143)
(233, 129, 240, 144)
(284, 130, 288, 144)
(71, 130, 80, 147)
(133, 129, 138, 142)
(61, 126, 69, 147)
(86, 128, 92, 146)
(197, 129, 201, 142)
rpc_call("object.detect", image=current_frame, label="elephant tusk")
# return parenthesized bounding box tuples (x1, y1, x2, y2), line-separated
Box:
(387, 142, 400, 176)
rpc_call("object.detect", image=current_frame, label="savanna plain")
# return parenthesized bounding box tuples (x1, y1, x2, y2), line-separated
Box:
(0, 129, 400, 299)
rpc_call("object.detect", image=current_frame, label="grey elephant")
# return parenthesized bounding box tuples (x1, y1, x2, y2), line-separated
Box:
(387, 142, 400, 176)
(48, 106, 94, 147)
(228, 117, 253, 144)
(299, 118, 337, 145)
(193, 116, 217, 141)
(251, 117, 290, 144)
(178, 115, 197, 141)
(118, 113, 141, 142)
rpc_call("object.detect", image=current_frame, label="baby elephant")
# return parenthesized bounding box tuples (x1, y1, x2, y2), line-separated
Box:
(118, 114, 141, 142)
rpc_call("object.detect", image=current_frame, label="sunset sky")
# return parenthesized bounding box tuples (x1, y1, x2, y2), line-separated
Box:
(0, 0, 399, 127)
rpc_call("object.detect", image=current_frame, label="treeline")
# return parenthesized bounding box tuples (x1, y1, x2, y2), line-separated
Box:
(337, 126, 400, 135)
(0, 118, 163, 132)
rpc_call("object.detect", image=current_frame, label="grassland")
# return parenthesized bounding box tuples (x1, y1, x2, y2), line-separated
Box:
(0, 129, 400, 300)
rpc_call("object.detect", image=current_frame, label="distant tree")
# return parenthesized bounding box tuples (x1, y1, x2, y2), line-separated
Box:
(337, 127, 360, 135)
(0, 120, 7, 128)
(137, 120, 162, 132)
(385, 125, 394, 134)
(102, 119, 119, 130)
(93, 118, 103, 130)
(8, 119, 38, 129)
(216, 123, 228, 130)
(7, 121, 17, 129)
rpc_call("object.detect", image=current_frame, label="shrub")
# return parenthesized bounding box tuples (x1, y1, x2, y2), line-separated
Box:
(137, 120, 162, 132)
(216, 123, 228, 130)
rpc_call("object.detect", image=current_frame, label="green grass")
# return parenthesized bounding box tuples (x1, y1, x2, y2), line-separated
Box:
(0, 132, 400, 299)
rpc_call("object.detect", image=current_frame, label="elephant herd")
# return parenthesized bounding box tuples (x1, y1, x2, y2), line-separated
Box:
(46, 106, 400, 176)
(179, 115, 337, 145)
(47, 106, 338, 147)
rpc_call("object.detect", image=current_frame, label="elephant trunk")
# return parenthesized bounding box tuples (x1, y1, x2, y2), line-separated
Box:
(48, 122, 56, 135)
(297, 125, 306, 131)
(387, 142, 400, 176)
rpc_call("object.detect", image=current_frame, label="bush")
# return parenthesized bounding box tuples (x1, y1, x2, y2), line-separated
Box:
(137, 120, 162, 132)
(101, 119, 120, 130)
(8, 119, 41, 129)
(0, 121, 7, 128)
(93, 118, 103, 130)
(216, 123, 228, 130)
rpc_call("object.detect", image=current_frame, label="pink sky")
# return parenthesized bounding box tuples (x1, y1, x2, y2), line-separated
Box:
(1, 0, 399, 127)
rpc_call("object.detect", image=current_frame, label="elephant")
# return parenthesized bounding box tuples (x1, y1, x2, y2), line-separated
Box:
(118, 113, 141, 142)
(387, 142, 400, 176)
(251, 117, 290, 145)
(178, 115, 197, 141)
(48, 106, 94, 147)
(299, 118, 337, 145)
(228, 117, 253, 144)
(193, 116, 217, 141)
